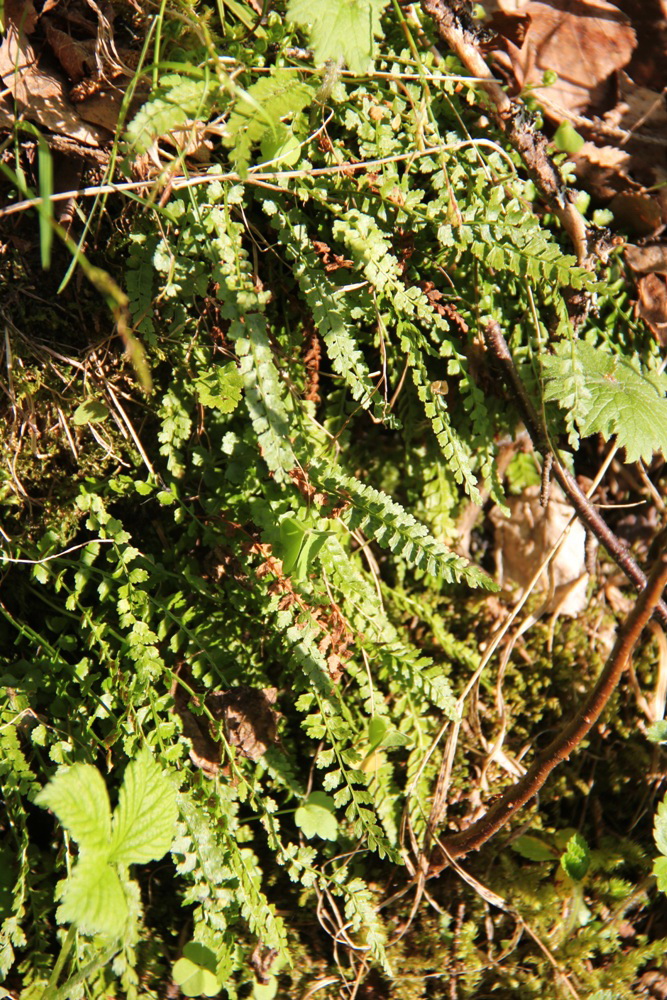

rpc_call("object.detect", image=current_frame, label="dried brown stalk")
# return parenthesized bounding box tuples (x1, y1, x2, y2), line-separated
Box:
(430, 542, 667, 866)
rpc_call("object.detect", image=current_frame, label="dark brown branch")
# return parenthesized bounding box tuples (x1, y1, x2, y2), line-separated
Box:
(483, 321, 667, 632)
(430, 544, 667, 865)
(419, 0, 589, 263)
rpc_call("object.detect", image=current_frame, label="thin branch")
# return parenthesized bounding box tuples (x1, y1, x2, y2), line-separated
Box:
(430, 542, 667, 865)
(483, 320, 667, 632)
(419, 0, 589, 263)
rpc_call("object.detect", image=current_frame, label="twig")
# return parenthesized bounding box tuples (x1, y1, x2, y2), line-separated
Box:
(483, 321, 667, 632)
(429, 542, 667, 865)
(419, 0, 589, 263)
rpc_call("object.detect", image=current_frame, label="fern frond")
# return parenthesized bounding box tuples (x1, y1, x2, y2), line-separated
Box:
(311, 464, 493, 588)
(268, 204, 394, 423)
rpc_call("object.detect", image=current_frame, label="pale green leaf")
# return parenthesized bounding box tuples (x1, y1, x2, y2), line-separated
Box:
(647, 720, 667, 744)
(35, 763, 112, 857)
(194, 362, 244, 412)
(542, 341, 667, 463)
(57, 857, 128, 937)
(72, 400, 109, 425)
(654, 794, 667, 857)
(226, 70, 315, 173)
(653, 855, 667, 892)
(173, 943, 220, 997)
(560, 832, 590, 881)
(294, 791, 339, 840)
(287, 0, 388, 73)
(126, 75, 212, 154)
(109, 748, 178, 865)
(511, 835, 557, 862)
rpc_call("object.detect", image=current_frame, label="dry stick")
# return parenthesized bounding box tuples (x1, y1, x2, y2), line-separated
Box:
(484, 321, 667, 632)
(431, 543, 667, 866)
(419, 0, 589, 264)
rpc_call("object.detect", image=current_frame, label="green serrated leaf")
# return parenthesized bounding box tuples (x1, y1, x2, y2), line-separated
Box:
(542, 341, 667, 463)
(294, 791, 339, 840)
(126, 74, 211, 154)
(35, 763, 112, 857)
(226, 70, 315, 173)
(57, 857, 128, 937)
(647, 720, 667, 744)
(653, 855, 667, 892)
(560, 831, 590, 881)
(287, 0, 388, 73)
(654, 793, 667, 857)
(109, 748, 178, 865)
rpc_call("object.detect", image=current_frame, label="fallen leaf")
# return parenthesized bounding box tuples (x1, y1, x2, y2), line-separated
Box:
(43, 19, 96, 82)
(604, 71, 667, 137)
(609, 191, 662, 235)
(173, 676, 280, 773)
(625, 243, 667, 275)
(490, 482, 595, 616)
(572, 141, 632, 199)
(636, 273, 667, 344)
(0, 22, 107, 146)
(490, 0, 636, 118)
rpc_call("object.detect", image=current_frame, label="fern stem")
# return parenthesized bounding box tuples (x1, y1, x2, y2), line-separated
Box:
(431, 542, 667, 863)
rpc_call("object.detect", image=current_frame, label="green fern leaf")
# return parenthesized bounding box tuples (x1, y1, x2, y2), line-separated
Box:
(126, 75, 212, 154)
(226, 70, 316, 173)
(312, 465, 494, 588)
(542, 341, 667, 463)
(194, 362, 244, 413)
(232, 315, 297, 481)
(287, 0, 388, 73)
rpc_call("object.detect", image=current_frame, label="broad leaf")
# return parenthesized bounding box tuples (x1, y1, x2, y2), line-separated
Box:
(72, 400, 109, 425)
(287, 0, 388, 73)
(294, 791, 338, 840)
(511, 835, 557, 862)
(35, 763, 112, 857)
(653, 855, 667, 892)
(542, 341, 667, 462)
(57, 857, 128, 937)
(109, 748, 178, 865)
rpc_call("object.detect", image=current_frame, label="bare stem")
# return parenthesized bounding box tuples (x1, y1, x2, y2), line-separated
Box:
(430, 543, 667, 865)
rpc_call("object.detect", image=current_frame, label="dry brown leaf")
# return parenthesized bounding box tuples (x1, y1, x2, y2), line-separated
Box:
(4, 0, 38, 34)
(173, 678, 280, 774)
(43, 20, 97, 82)
(0, 22, 108, 146)
(609, 191, 662, 235)
(604, 71, 667, 136)
(636, 272, 667, 344)
(625, 243, 667, 274)
(491, 0, 636, 117)
(490, 483, 594, 616)
(73, 86, 125, 131)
